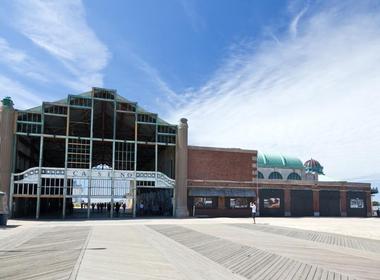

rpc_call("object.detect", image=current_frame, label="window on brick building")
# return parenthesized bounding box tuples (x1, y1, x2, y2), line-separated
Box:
(193, 197, 217, 208)
(227, 197, 250, 208)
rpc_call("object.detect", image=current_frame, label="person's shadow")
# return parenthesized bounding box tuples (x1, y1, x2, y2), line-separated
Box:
(0, 225, 20, 229)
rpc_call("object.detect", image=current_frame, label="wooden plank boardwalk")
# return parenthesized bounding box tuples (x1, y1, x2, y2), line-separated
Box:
(1, 220, 379, 280)
(0, 226, 90, 280)
(231, 224, 380, 254)
(149, 225, 357, 280)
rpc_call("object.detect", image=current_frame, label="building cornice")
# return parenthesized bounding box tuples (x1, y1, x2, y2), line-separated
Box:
(188, 145, 257, 154)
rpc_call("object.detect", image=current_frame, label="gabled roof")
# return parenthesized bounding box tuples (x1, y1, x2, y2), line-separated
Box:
(21, 88, 173, 125)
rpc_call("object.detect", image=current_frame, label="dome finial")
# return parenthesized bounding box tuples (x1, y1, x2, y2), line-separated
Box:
(1, 96, 14, 108)
(304, 158, 324, 175)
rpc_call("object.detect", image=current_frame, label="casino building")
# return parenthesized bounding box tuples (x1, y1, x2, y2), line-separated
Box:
(0, 88, 372, 219)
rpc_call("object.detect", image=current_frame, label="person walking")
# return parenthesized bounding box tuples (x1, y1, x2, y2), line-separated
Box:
(250, 201, 257, 224)
(115, 202, 120, 217)
(69, 202, 74, 215)
(139, 201, 144, 216)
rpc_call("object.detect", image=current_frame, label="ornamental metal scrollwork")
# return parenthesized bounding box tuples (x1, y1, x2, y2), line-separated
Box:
(12, 167, 175, 189)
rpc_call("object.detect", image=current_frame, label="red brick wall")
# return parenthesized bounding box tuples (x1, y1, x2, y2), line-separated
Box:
(313, 190, 320, 214)
(188, 147, 256, 181)
(366, 191, 372, 217)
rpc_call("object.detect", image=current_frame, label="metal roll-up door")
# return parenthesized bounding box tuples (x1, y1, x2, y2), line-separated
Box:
(291, 190, 313, 216)
(319, 190, 341, 216)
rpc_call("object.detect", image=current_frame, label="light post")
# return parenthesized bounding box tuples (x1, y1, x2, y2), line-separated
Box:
(256, 172, 259, 216)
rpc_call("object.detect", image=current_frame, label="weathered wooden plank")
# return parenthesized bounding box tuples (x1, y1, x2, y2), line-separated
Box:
(231, 223, 380, 254)
(150, 225, 356, 280)
(0, 226, 90, 280)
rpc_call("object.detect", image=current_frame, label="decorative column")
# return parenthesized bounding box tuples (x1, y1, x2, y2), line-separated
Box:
(36, 130, 44, 219)
(133, 116, 138, 218)
(313, 189, 320, 216)
(218, 197, 225, 209)
(174, 118, 189, 217)
(284, 188, 291, 216)
(366, 191, 372, 217)
(0, 97, 16, 201)
(62, 103, 70, 219)
(340, 190, 347, 217)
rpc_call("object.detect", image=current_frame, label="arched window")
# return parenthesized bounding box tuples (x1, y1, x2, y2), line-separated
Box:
(268, 171, 283, 180)
(258, 171, 264, 179)
(287, 172, 301, 180)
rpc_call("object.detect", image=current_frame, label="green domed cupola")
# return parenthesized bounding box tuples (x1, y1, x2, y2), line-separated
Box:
(257, 152, 304, 169)
(304, 159, 324, 175)
(1, 97, 14, 108)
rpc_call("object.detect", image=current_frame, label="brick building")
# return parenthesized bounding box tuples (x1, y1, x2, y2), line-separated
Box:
(0, 89, 372, 219)
(186, 147, 371, 217)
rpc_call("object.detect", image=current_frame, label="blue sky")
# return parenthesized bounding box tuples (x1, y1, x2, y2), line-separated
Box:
(0, 0, 379, 200)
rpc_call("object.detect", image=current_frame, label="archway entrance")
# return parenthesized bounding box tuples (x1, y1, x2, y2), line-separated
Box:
(10, 167, 175, 219)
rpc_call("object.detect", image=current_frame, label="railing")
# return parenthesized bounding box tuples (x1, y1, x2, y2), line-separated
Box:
(136, 171, 175, 188)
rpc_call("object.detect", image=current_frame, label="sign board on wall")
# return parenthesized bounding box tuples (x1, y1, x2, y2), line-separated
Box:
(350, 198, 364, 208)
(263, 198, 281, 209)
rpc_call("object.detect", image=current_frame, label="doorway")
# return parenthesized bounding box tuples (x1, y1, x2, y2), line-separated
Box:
(136, 188, 173, 216)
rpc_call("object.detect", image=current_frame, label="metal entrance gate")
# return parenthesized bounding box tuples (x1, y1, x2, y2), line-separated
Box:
(10, 167, 175, 219)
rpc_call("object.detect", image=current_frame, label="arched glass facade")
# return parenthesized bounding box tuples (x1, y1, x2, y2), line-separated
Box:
(268, 171, 283, 180)
(10, 88, 177, 219)
(287, 172, 301, 180)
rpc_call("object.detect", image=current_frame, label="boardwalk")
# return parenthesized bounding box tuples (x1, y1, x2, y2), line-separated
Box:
(0, 226, 90, 280)
(0, 218, 379, 280)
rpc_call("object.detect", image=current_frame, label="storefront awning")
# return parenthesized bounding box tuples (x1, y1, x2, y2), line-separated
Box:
(188, 188, 256, 197)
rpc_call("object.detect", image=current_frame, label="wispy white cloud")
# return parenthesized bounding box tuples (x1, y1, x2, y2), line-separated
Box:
(0, 38, 49, 83)
(168, 1, 380, 180)
(123, 50, 182, 110)
(0, 75, 42, 109)
(180, 0, 205, 32)
(134, 56, 180, 103)
(289, 5, 308, 38)
(0, 36, 102, 98)
(10, 0, 110, 91)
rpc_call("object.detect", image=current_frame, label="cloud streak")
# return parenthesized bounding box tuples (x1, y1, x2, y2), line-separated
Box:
(10, 0, 110, 91)
(289, 5, 308, 38)
(0, 38, 49, 83)
(132, 54, 181, 105)
(180, 0, 205, 32)
(168, 1, 380, 180)
(0, 75, 42, 109)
